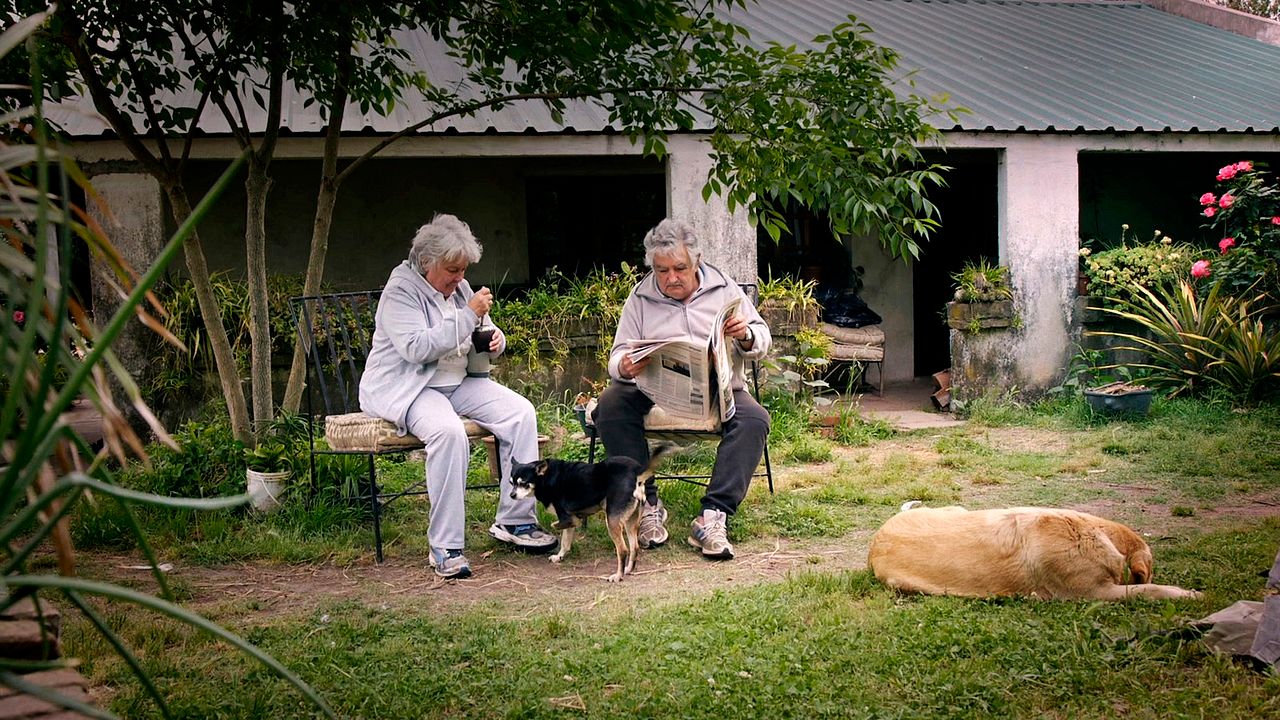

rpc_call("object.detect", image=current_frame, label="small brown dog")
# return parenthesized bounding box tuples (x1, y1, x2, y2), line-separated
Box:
(868, 504, 1202, 601)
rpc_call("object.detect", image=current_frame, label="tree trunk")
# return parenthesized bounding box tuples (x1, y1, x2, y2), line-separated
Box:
(282, 42, 353, 414)
(245, 160, 274, 435)
(164, 185, 252, 444)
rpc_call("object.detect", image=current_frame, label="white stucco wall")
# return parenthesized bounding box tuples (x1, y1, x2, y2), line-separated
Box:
(665, 135, 757, 283)
(999, 138, 1081, 391)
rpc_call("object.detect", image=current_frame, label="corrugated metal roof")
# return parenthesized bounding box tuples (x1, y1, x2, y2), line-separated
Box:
(48, 0, 1280, 137)
(727, 0, 1280, 133)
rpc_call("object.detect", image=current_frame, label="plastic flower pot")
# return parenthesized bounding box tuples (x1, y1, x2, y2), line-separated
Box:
(1083, 382, 1153, 417)
(246, 469, 291, 512)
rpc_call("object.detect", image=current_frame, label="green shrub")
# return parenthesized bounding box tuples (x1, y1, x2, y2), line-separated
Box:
(1088, 279, 1280, 401)
(1081, 227, 1202, 307)
(147, 272, 309, 410)
(490, 265, 641, 372)
(132, 419, 247, 498)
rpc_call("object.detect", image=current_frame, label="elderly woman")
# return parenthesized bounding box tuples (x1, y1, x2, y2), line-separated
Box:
(359, 214, 556, 579)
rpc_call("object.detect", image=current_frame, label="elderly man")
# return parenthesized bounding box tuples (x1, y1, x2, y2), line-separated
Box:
(594, 219, 772, 560)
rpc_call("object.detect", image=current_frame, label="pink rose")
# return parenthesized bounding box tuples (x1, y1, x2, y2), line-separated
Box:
(1219, 193, 1234, 209)
(1236, 161, 1252, 172)
(1219, 237, 1235, 254)
(1204, 206, 1217, 217)
(1191, 260, 1212, 279)
(1199, 192, 1217, 206)
(12, 310, 23, 324)
(1272, 216, 1280, 226)
(1217, 165, 1238, 181)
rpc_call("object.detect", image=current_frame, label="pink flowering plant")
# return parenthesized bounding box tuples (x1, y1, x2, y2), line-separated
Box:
(1197, 160, 1280, 297)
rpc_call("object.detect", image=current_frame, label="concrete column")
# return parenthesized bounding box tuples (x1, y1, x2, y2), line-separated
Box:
(86, 173, 166, 382)
(666, 136, 757, 283)
(1000, 138, 1080, 393)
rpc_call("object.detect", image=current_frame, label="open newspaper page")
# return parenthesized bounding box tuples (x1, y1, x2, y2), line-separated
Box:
(627, 297, 742, 422)
(631, 340, 710, 419)
(709, 298, 741, 421)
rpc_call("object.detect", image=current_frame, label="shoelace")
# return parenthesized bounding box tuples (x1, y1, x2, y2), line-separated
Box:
(701, 518, 728, 544)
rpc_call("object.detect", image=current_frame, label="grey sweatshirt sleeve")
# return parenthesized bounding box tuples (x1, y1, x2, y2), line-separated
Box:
(378, 280, 480, 365)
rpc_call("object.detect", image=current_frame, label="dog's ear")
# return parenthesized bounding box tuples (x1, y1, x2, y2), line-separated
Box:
(1128, 548, 1153, 584)
(535, 460, 550, 476)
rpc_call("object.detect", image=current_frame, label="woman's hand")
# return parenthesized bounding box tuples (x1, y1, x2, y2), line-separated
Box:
(468, 287, 493, 317)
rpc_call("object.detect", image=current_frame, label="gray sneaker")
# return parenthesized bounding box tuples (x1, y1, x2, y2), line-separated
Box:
(488, 522, 559, 553)
(687, 509, 734, 559)
(430, 547, 472, 579)
(638, 500, 669, 548)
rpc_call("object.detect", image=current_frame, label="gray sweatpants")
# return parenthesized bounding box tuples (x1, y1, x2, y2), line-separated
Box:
(404, 378, 541, 551)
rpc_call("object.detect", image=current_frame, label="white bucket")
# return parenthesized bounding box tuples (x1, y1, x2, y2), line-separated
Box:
(246, 469, 291, 512)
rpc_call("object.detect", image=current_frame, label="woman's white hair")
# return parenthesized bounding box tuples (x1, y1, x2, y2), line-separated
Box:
(408, 214, 482, 271)
(642, 218, 702, 268)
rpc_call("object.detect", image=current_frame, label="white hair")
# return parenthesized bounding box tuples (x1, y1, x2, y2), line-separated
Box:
(642, 219, 702, 268)
(408, 214, 482, 271)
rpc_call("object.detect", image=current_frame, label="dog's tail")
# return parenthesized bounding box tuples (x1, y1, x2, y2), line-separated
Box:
(638, 442, 678, 485)
(900, 500, 924, 512)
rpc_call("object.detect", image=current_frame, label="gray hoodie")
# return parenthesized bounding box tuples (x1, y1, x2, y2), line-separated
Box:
(607, 262, 770, 390)
(359, 261, 506, 433)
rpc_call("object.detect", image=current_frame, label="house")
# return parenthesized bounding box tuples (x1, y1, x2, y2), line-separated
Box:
(58, 0, 1280, 397)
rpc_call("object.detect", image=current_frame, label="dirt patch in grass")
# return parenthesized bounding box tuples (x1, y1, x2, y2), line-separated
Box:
(77, 426, 1278, 624)
(82, 532, 874, 623)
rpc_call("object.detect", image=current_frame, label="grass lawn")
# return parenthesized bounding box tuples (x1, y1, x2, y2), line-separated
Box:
(62, 396, 1280, 718)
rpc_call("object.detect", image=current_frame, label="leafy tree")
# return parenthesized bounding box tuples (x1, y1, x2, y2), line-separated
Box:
(1217, 0, 1280, 20)
(30, 0, 954, 429)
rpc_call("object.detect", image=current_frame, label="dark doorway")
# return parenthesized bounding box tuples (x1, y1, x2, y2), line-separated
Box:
(525, 173, 665, 279)
(912, 151, 1000, 377)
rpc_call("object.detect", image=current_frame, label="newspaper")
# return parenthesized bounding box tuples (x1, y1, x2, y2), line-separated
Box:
(626, 298, 742, 421)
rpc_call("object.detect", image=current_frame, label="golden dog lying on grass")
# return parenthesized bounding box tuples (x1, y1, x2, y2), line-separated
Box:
(867, 505, 1202, 601)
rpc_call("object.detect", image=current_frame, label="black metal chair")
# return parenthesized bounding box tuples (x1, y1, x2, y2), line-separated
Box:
(584, 283, 774, 494)
(291, 290, 498, 562)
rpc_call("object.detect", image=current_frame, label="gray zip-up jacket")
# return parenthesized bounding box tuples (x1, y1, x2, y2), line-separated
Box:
(607, 262, 770, 390)
(359, 261, 505, 433)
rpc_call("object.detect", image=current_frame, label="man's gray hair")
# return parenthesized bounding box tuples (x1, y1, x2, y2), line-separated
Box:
(642, 219, 702, 268)
(408, 214, 483, 271)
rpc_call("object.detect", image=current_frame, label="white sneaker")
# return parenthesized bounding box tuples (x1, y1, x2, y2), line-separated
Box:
(429, 547, 472, 579)
(638, 500, 669, 548)
(488, 522, 559, 553)
(687, 509, 734, 559)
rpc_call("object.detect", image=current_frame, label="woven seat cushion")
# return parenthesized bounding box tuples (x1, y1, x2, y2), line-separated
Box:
(829, 342, 885, 362)
(819, 322, 885, 346)
(324, 411, 490, 452)
(583, 399, 722, 434)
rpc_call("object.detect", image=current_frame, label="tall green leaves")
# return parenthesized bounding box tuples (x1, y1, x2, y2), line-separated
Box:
(1088, 280, 1280, 401)
(2, 14, 334, 718)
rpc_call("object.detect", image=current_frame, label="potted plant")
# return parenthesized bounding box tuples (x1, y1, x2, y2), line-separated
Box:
(946, 258, 1015, 331)
(1082, 380, 1153, 417)
(245, 438, 293, 512)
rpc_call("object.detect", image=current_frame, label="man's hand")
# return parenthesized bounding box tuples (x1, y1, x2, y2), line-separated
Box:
(620, 353, 651, 380)
(723, 314, 753, 346)
(488, 327, 503, 353)
(468, 287, 493, 317)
